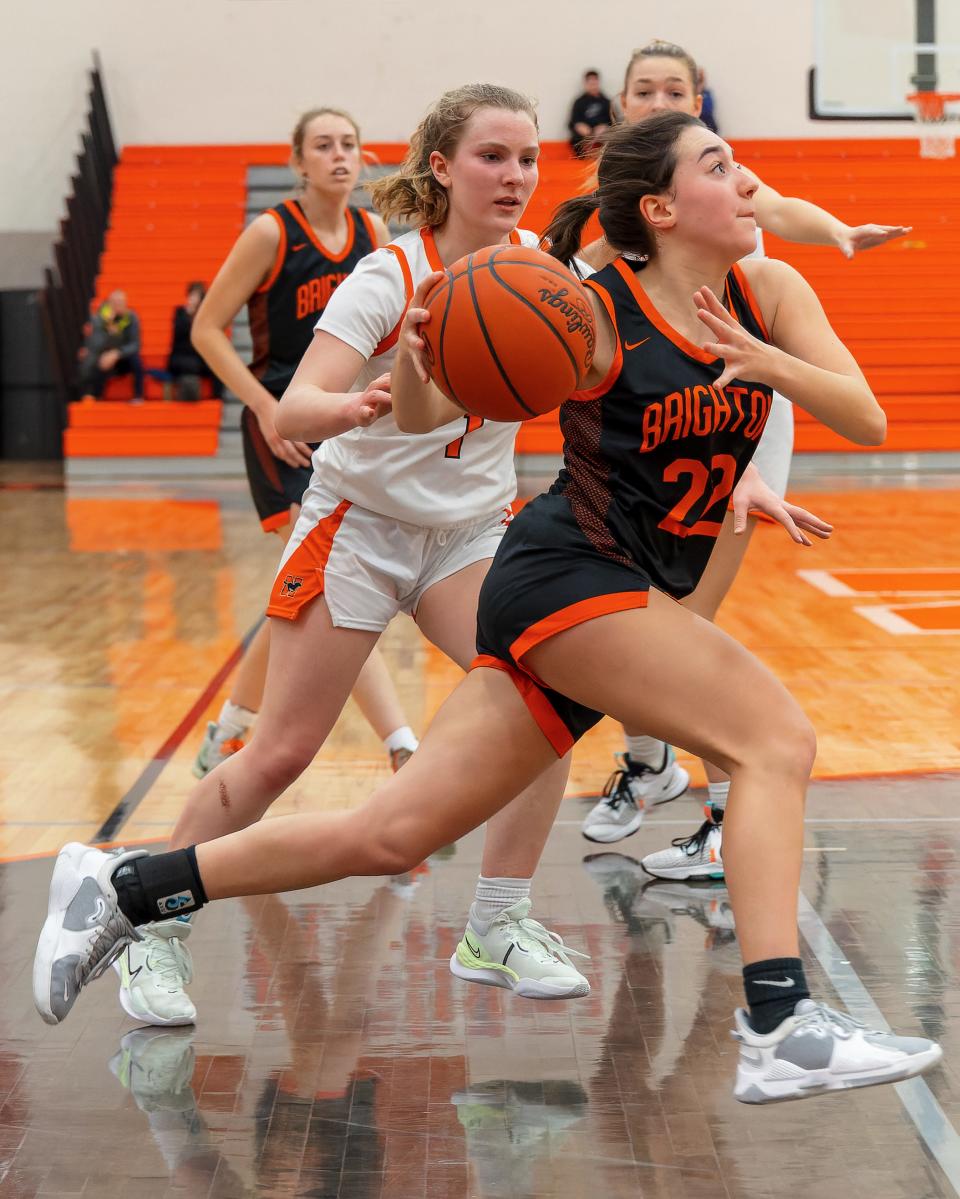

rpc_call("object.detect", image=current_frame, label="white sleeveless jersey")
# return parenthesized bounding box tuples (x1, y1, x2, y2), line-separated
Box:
(310, 225, 541, 529)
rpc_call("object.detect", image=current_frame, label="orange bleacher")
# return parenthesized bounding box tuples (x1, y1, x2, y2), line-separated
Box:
(75, 137, 959, 458)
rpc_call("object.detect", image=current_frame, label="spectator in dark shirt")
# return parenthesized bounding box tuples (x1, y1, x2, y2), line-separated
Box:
(568, 70, 612, 157)
(77, 290, 144, 401)
(168, 282, 223, 400)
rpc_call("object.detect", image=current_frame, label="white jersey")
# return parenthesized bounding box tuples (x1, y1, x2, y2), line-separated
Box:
(311, 225, 540, 529)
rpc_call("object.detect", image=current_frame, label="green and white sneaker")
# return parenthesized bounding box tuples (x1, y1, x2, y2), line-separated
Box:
(114, 917, 196, 1026)
(109, 1027, 196, 1113)
(452, 1078, 588, 1192)
(450, 899, 590, 1000)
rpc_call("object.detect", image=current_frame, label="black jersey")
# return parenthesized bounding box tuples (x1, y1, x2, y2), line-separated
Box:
(248, 200, 376, 397)
(555, 256, 773, 598)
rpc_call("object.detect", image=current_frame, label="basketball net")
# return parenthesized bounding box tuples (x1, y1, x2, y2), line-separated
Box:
(906, 92, 960, 159)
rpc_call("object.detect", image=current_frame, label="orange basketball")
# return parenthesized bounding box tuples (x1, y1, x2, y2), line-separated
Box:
(420, 245, 596, 422)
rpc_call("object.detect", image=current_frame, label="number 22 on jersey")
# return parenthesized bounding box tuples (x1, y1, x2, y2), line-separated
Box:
(659, 454, 737, 538)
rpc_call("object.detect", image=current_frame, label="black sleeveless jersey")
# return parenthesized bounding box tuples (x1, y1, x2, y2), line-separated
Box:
(553, 256, 773, 599)
(248, 200, 376, 397)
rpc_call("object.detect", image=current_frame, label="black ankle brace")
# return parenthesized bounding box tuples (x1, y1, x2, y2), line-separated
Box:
(112, 846, 209, 926)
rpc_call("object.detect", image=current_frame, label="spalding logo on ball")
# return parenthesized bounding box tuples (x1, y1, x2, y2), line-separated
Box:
(420, 245, 596, 423)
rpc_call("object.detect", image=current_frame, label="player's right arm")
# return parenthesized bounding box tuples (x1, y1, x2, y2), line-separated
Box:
(277, 249, 403, 441)
(277, 334, 392, 441)
(191, 214, 312, 468)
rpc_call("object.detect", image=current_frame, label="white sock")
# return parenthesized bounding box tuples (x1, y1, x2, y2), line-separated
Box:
(218, 699, 256, 739)
(470, 876, 532, 931)
(707, 781, 730, 815)
(624, 735, 666, 770)
(383, 725, 419, 754)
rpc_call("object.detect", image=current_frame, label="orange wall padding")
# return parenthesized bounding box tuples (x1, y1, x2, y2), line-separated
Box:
(93, 137, 959, 456)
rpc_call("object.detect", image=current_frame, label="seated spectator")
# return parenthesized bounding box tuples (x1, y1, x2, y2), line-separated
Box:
(167, 282, 223, 400)
(77, 290, 144, 401)
(698, 67, 719, 132)
(568, 70, 612, 157)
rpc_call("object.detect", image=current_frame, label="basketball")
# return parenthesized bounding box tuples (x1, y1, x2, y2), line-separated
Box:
(420, 244, 596, 422)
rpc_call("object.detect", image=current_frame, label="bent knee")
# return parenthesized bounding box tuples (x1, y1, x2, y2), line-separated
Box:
(755, 709, 817, 783)
(360, 810, 436, 877)
(244, 738, 317, 793)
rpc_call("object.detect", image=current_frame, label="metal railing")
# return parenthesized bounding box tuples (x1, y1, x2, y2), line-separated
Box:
(38, 51, 118, 406)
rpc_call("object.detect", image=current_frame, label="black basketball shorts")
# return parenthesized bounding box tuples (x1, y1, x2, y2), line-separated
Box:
(240, 405, 317, 533)
(474, 490, 652, 755)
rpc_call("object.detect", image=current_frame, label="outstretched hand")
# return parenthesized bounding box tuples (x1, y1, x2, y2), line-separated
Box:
(836, 224, 911, 259)
(731, 463, 833, 547)
(694, 287, 776, 390)
(400, 271, 446, 385)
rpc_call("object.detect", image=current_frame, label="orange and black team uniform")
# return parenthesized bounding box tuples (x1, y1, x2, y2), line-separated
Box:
(475, 256, 773, 753)
(243, 199, 377, 531)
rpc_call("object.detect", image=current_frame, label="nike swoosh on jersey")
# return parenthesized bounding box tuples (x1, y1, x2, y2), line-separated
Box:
(291, 242, 307, 252)
(624, 338, 650, 350)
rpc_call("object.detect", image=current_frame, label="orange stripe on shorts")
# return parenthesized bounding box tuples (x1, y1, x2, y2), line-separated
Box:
(509, 591, 649, 663)
(470, 654, 575, 757)
(266, 499, 351, 621)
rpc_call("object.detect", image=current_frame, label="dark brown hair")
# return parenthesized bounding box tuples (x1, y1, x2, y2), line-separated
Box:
(623, 39, 700, 95)
(544, 111, 703, 266)
(369, 83, 538, 227)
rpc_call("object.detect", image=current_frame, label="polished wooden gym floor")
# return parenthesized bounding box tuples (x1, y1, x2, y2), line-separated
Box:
(1, 459, 959, 1197)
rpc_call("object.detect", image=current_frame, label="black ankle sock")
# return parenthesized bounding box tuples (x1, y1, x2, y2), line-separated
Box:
(112, 846, 209, 926)
(743, 957, 810, 1034)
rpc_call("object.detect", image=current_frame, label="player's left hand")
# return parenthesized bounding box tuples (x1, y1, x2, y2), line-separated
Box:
(836, 224, 911, 259)
(401, 271, 446, 385)
(694, 287, 775, 390)
(731, 463, 833, 546)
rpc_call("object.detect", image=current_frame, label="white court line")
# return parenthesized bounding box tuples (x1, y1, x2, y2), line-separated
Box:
(797, 566, 960, 598)
(798, 894, 960, 1196)
(855, 601, 960, 636)
(797, 569, 859, 597)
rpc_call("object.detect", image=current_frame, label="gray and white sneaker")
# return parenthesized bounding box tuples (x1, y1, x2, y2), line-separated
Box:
(733, 999, 942, 1104)
(582, 750, 689, 844)
(34, 842, 145, 1026)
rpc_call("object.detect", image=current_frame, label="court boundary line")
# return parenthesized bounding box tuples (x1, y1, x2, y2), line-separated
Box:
(91, 616, 265, 843)
(798, 894, 960, 1196)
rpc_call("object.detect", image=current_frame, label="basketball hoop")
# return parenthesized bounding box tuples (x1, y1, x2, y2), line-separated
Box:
(906, 91, 960, 159)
